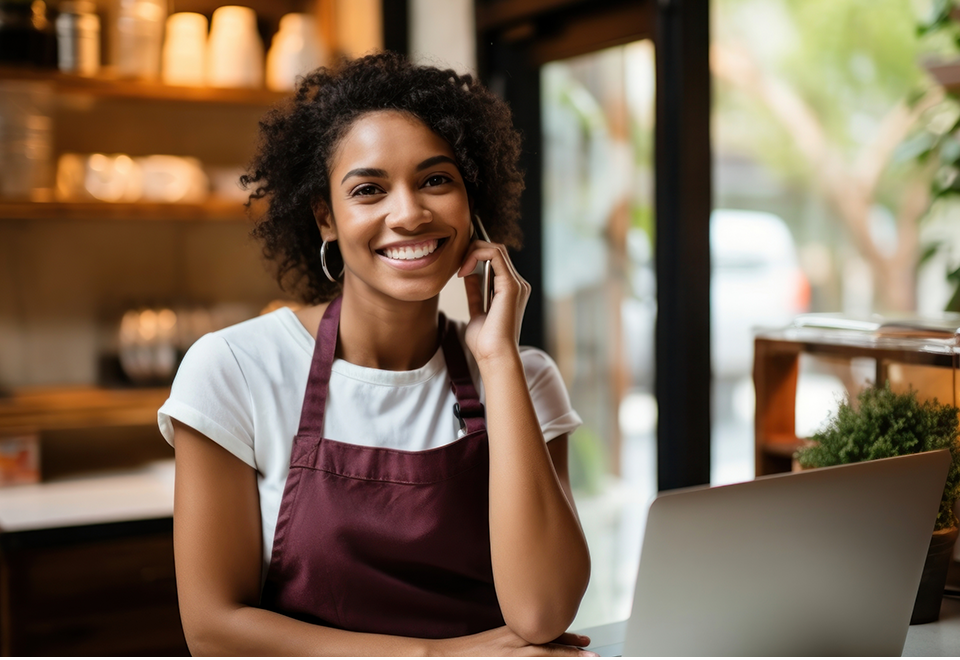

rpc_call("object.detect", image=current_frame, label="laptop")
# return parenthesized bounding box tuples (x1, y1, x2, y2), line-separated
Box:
(585, 450, 951, 656)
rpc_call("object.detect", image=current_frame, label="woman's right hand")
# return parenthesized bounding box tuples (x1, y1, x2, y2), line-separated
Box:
(434, 627, 597, 657)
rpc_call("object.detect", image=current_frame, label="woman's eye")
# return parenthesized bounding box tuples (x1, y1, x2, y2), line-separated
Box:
(423, 174, 452, 187)
(351, 184, 382, 197)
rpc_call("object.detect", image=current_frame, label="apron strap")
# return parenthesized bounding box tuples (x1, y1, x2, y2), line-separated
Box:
(439, 313, 486, 435)
(296, 295, 342, 437)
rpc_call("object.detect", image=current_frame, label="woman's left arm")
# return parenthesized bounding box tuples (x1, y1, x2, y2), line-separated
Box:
(459, 243, 591, 646)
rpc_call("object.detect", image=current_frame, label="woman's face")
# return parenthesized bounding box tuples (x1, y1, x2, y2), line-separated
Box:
(321, 110, 473, 304)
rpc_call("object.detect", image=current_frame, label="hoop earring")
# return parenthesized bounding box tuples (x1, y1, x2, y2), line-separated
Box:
(320, 240, 344, 283)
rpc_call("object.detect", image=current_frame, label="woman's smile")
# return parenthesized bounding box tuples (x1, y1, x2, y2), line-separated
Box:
(377, 237, 448, 267)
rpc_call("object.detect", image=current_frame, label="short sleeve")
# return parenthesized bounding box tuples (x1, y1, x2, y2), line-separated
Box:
(157, 333, 257, 469)
(520, 347, 583, 442)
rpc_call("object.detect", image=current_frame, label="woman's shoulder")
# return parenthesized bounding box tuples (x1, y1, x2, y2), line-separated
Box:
(179, 306, 314, 378)
(216, 306, 312, 348)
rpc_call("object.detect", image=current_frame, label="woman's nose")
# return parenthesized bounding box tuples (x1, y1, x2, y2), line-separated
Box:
(386, 188, 430, 231)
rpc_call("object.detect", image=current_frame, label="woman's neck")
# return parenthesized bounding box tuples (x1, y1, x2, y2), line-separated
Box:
(335, 288, 441, 372)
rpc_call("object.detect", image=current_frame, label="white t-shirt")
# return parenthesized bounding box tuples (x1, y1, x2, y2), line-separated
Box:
(158, 307, 582, 578)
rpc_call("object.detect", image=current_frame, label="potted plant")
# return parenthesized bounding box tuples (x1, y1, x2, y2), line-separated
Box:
(795, 382, 960, 624)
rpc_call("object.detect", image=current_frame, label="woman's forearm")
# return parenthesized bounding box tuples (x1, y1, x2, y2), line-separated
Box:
(181, 601, 436, 656)
(181, 598, 593, 657)
(479, 351, 591, 645)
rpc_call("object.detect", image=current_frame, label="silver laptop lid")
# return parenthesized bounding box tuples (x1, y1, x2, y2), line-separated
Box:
(624, 450, 951, 656)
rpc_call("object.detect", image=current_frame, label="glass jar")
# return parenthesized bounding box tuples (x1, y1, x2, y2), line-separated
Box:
(0, 80, 54, 200)
(55, 0, 100, 76)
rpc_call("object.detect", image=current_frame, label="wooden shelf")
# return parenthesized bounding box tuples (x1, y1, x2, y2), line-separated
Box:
(759, 434, 805, 458)
(0, 65, 288, 107)
(753, 327, 958, 477)
(0, 199, 250, 222)
(0, 386, 169, 433)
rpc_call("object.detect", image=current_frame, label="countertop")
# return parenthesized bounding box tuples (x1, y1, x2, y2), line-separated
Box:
(0, 459, 174, 533)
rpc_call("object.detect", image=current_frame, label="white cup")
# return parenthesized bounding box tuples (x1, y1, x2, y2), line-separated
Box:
(162, 12, 208, 87)
(206, 6, 264, 89)
(55, 153, 144, 203)
(137, 155, 209, 203)
(84, 153, 143, 202)
(266, 13, 327, 91)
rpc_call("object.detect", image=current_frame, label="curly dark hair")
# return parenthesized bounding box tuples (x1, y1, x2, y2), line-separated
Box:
(241, 51, 525, 304)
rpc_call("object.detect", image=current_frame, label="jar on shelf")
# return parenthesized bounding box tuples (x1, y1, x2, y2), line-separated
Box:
(206, 5, 263, 89)
(115, 0, 166, 80)
(0, 0, 58, 68)
(55, 0, 100, 77)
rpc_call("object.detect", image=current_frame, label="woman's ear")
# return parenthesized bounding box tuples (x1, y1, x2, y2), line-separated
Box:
(313, 201, 337, 243)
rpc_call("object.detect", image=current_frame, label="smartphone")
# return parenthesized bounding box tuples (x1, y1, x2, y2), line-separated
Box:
(472, 216, 494, 313)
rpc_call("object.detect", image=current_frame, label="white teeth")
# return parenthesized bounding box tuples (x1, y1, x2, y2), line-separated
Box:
(384, 239, 438, 261)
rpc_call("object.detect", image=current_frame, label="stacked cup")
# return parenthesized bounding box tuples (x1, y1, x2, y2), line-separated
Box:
(206, 6, 264, 89)
(162, 12, 208, 87)
(266, 13, 327, 91)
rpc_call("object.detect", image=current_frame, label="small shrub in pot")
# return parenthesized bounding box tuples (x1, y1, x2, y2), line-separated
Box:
(795, 382, 960, 624)
(795, 382, 959, 530)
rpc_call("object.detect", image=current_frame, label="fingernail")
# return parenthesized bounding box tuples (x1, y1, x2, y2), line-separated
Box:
(578, 652, 599, 657)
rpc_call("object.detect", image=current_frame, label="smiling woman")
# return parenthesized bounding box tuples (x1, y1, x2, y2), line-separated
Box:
(156, 52, 593, 656)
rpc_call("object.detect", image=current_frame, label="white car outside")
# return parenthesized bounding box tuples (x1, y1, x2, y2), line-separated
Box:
(710, 208, 810, 379)
(623, 208, 809, 387)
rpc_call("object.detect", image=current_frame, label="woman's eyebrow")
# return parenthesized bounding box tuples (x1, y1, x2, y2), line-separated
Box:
(341, 167, 388, 184)
(416, 155, 458, 171)
(340, 156, 457, 184)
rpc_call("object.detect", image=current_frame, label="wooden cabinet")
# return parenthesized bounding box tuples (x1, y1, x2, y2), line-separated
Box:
(0, 520, 186, 656)
(753, 320, 959, 476)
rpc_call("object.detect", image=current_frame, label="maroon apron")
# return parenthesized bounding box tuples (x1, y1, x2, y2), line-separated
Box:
(260, 296, 505, 638)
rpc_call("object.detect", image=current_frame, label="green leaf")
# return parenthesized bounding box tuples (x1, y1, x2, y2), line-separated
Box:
(918, 242, 943, 267)
(897, 131, 938, 162)
(919, 0, 956, 36)
(947, 283, 960, 311)
(940, 135, 960, 164)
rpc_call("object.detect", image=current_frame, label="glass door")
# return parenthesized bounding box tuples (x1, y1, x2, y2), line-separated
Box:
(541, 40, 656, 629)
